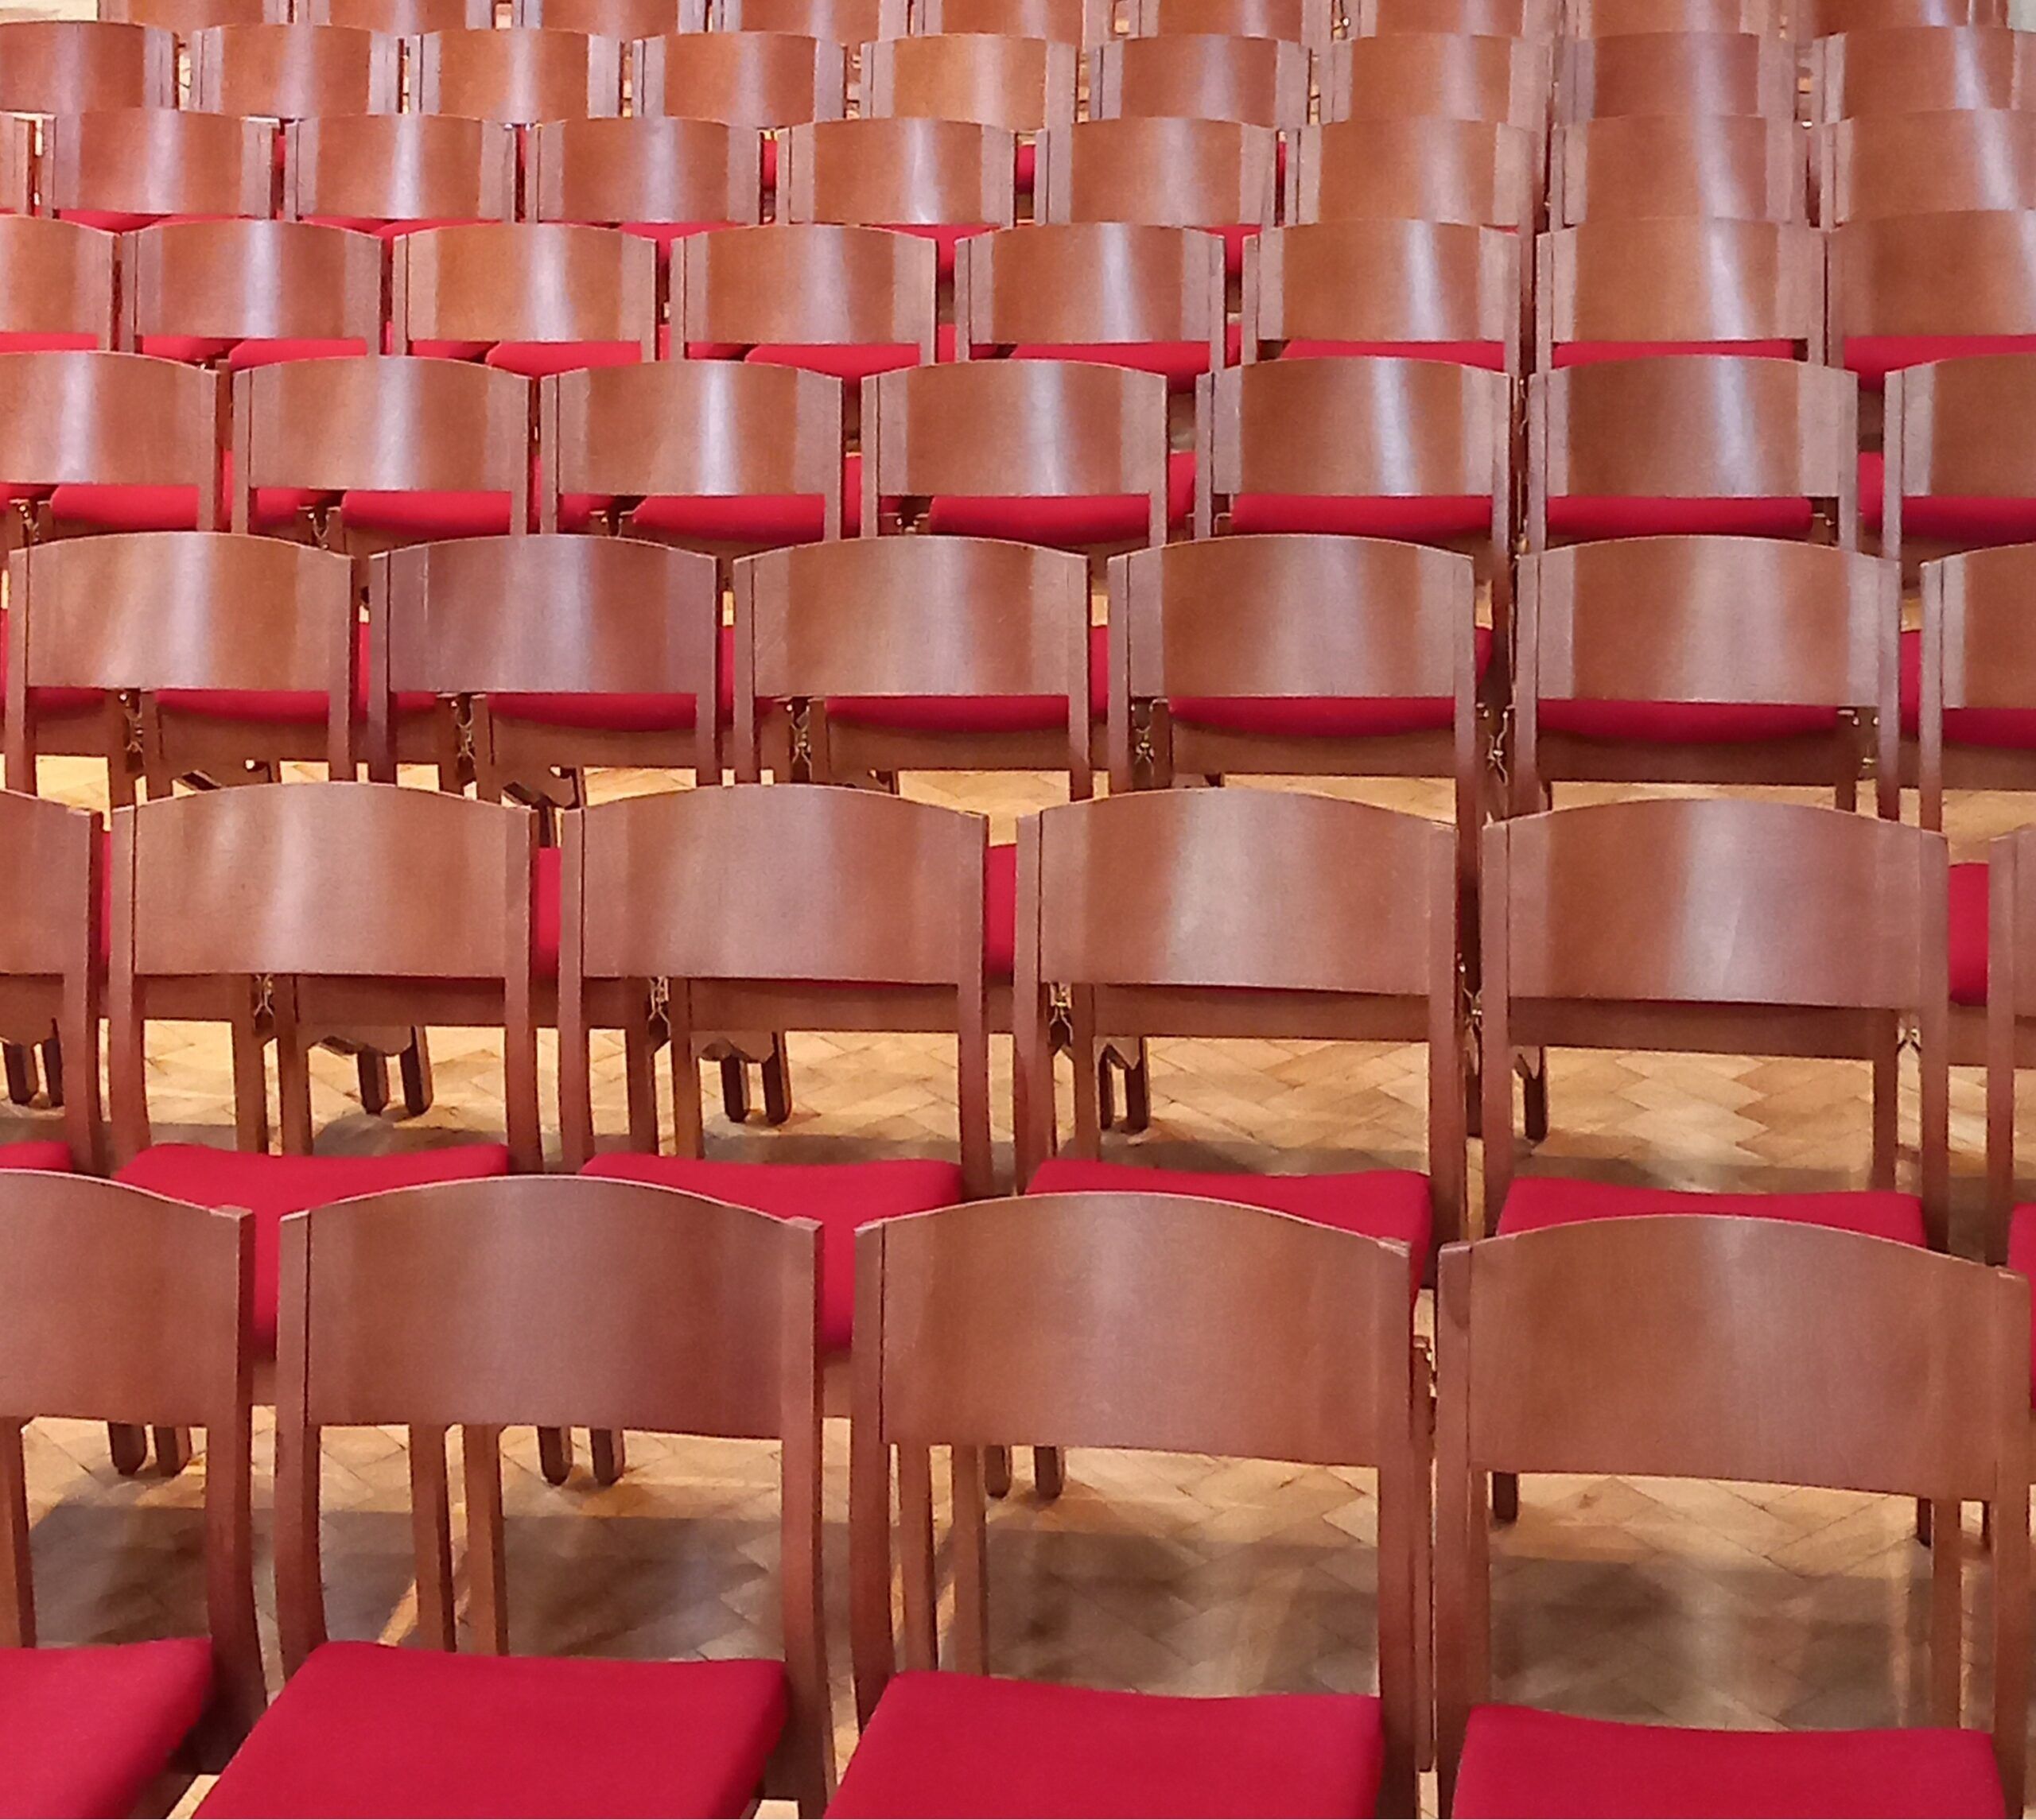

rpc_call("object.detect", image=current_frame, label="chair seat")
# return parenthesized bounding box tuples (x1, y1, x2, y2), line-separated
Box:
(2003, 1205, 2036, 1403)
(0, 331, 100, 354)
(1949, 860, 1987, 1007)
(1545, 498, 1816, 541)
(1498, 1175, 1927, 1245)
(924, 451, 1195, 544)
(115, 1143, 514, 1353)
(476, 341, 644, 379)
(986, 839, 1016, 979)
(0, 1636, 215, 1820)
(1171, 624, 1493, 738)
(827, 624, 1109, 733)
(489, 623, 737, 734)
(1844, 332, 2036, 389)
(1028, 1157, 1432, 1275)
(829, 1671, 1384, 1818)
(155, 623, 436, 726)
(196, 1640, 787, 1819)
(1227, 495, 1491, 539)
(46, 484, 202, 531)
(1898, 627, 2036, 747)
(1538, 699, 1840, 743)
(338, 490, 515, 537)
(1865, 453, 2036, 542)
(138, 336, 369, 370)
(0, 1138, 75, 1170)
(1451, 1704, 2006, 1818)
(616, 491, 830, 543)
(578, 1154, 966, 1350)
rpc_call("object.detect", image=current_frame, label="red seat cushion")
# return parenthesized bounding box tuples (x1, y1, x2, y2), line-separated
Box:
(0, 1636, 215, 1820)
(197, 1640, 787, 1820)
(622, 492, 830, 543)
(1028, 1156, 1432, 1274)
(155, 622, 434, 727)
(490, 623, 736, 736)
(1451, 1704, 2005, 1818)
(737, 343, 922, 382)
(1844, 332, 2036, 390)
(1172, 623, 1493, 738)
(827, 623, 1108, 733)
(1950, 859, 1988, 1007)
(533, 843, 561, 980)
(577, 1154, 965, 1351)
(115, 1143, 514, 1353)
(882, 219, 991, 278)
(924, 452, 1195, 544)
(1898, 627, 2036, 747)
(2004, 1203, 2036, 1402)
(0, 608, 101, 712)
(1539, 699, 1840, 743)
(829, 1671, 1384, 1819)
(1227, 495, 1492, 539)
(1554, 338, 1798, 368)
(1545, 498, 1816, 540)
(45, 484, 202, 531)
(338, 491, 515, 537)
(0, 1138, 74, 1170)
(985, 839, 1016, 980)
(478, 341, 643, 379)
(1498, 1175, 1927, 1245)
(1864, 451, 2036, 546)
(1280, 339, 1507, 370)
(0, 330, 100, 354)
(138, 336, 369, 369)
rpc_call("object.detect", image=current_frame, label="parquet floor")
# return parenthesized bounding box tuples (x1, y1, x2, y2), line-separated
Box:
(14, 755, 2036, 1815)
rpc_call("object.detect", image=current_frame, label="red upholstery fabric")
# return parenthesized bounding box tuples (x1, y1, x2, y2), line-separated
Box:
(618, 219, 729, 254)
(1171, 623, 1494, 738)
(826, 623, 1108, 733)
(985, 838, 1016, 980)
(883, 219, 991, 278)
(0, 1636, 214, 1820)
(1028, 1156, 1432, 1274)
(923, 450, 1194, 542)
(0, 331, 100, 354)
(1539, 699, 1840, 742)
(490, 623, 736, 736)
(1217, 223, 1256, 278)
(829, 1671, 1385, 1820)
(45, 485, 201, 530)
(578, 1153, 966, 1351)
(739, 343, 922, 382)
(479, 341, 643, 378)
(1016, 140, 1035, 191)
(1498, 1174, 1928, 1245)
(2006, 1203, 2036, 1401)
(1898, 627, 2036, 747)
(1451, 1704, 2006, 1818)
(115, 1143, 514, 1352)
(1865, 450, 2036, 545)
(622, 492, 830, 543)
(56, 209, 165, 233)
(0, 1139, 76, 1170)
(197, 1640, 787, 1819)
(1949, 859, 1988, 1008)
(1844, 333, 2036, 388)
(1280, 339, 1506, 370)
(0, 608, 103, 713)
(307, 216, 482, 241)
(337, 490, 515, 537)
(1546, 498, 1816, 539)
(532, 842, 561, 979)
(155, 623, 433, 726)
(249, 486, 331, 529)
(138, 336, 368, 368)
(1553, 338, 1797, 368)
(1228, 494, 1491, 538)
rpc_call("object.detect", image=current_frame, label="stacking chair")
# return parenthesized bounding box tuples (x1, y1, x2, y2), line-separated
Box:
(1289, 119, 1538, 234)
(231, 355, 529, 548)
(1549, 115, 1806, 225)
(1319, 33, 1549, 128)
(0, 792, 99, 1171)
(527, 117, 764, 251)
(283, 114, 515, 235)
(1126, 0, 1335, 41)
(912, 0, 1107, 36)
(834, 1192, 1424, 1817)
(1436, 1219, 2026, 1816)
(634, 32, 846, 134)
(1819, 111, 2036, 225)
(712, 0, 894, 33)
(1555, 30, 1799, 121)
(305, 0, 492, 25)
(0, 1181, 264, 1811)
(1089, 34, 1312, 129)
(1526, 356, 1859, 547)
(43, 111, 274, 234)
(1567, 0, 1774, 28)
(1354, 0, 1556, 30)
(0, 217, 115, 353)
(192, 1178, 833, 1816)
(1831, 214, 2036, 394)
(410, 27, 624, 124)
(1244, 221, 1520, 370)
(1536, 219, 1824, 366)
(862, 33, 1078, 138)
(187, 22, 402, 117)
(0, 19, 174, 114)
(1809, 24, 2036, 120)
(122, 219, 382, 367)
(1792, 0, 2003, 37)
(776, 118, 1018, 275)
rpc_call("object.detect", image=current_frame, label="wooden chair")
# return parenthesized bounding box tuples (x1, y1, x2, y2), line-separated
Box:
(1819, 111, 2036, 226)
(863, 32, 1078, 134)
(101, 0, 287, 33)
(713, 0, 897, 35)
(0, 790, 99, 1171)
(526, 117, 764, 254)
(1556, 29, 1799, 120)
(0, 118, 30, 219)
(634, 31, 845, 127)
(1568, 0, 1774, 30)
(1354, 0, 1556, 30)
(122, 219, 381, 367)
(518, 0, 696, 29)
(1792, 0, 2003, 38)
(1245, 221, 1520, 371)
(1319, 33, 1549, 128)
(1126, 0, 1335, 41)
(1883, 353, 2036, 570)
(193, 1177, 832, 1814)
(1550, 115, 1806, 225)
(305, 0, 492, 27)
(187, 22, 402, 117)
(283, 114, 516, 234)
(912, 0, 1108, 37)
(1984, 825, 2036, 1300)
(42, 111, 274, 234)
(0, 19, 174, 114)
(231, 355, 530, 549)
(1809, 24, 2036, 119)
(835, 1192, 1424, 1816)
(0, 217, 115, 353)
(410, 27, 624, 123)
(1090, 34, 1312, 129)
(1526, 356, 1859, 548)
(1289, 119, 1538, 235)
(0, 1179, 264, 1810)
(1436, 1218, 2027, 1815)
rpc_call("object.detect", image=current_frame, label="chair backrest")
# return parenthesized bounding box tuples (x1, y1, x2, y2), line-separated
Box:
(528, 117, 763, 234)
(1435, 1218, 2028, 1814)
(849, 1191, 1424, 1812)
(0, 791, 101, 1170)
(0, 348, 218, 522)
(634, 31, 846, 123)
(1828, 213, 2036, 385)
(1917, 544, 2036, 829)
(1479, 798, 1948, 1226)
(390, 222, 658, 363)
(1568, 0, 1774, 29)
(732, 534, 1093, 789)
(539, 358, 844, 536)
(411, 27, 624, 122)
(44, 110, 274, 227)
(1986, 824, 2036, 1275)
(519, 0, 697, 28)
(1354, 0, 1554, 29)
(713, 0, 896, 35)
(0, 216, 116, 352)
(1090, 33, 1311, 126)
(6, 531, 356, 786)
(1819, 110, 2036, 225)
(1245, 219, 1520, 370)
(1556, 29, 1797, 119)
(557, 782, 991, 1187)
(861, 357, 1171, 543)
(122, 219, 382, 361)
(305, 0, 492, 26)
(1291, 118, 1537, 231)
(862, 33, 1078, 130)
(1535, 219, 1824, 366)
(914, 0, 1105, 36)
(231, 355, 531, 533)
(1792, 0, 2001, 39)
(270, 1175, 831, 1806)
(108, 782, 540, 1166)
(1035, 118, 1280, 235)
(188, 23, 402, 116)
(1809, 25, 2036, 119)
(1527, 356, 1859, 548)
(0, 19, 174, 113)
(0, 1178, 260, 1736)
(1127, 0, 1335, 41)
(1551, 114, 1805, 224)
(1319, 33, 1548, 126)
(284, 114, 516, 228)
(1885, 355, 2036, 577)
(368, 534, 721, 781)
(674, 223, 936, 363)
(102, 0, 287, 30)
(776, 118, 1018, 235)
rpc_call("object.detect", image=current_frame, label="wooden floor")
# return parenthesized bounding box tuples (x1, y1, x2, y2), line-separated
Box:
(14, 756, 2036, 1815)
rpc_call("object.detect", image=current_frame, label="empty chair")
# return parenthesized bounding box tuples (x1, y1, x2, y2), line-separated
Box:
(635, 31, 845, 126)
(1437, 1220, 2025, 1815)
(1818, 110, 2036, 225)
(304, 0, 490, 27)
(43, 111, 274, 233)
(1556, 30, 1799, 121)
(1290, 119, 1537, 232)
(1568, 0, 1774, 29)
(516, 0, 697, 26)
(1127, 0, 1335, 41)
(1245, 220, 1520, 370)
(187, 23, 402, 118)
(913, 0, 1106, 36)
(0, 217, 115, 352)
(1884, 355, 2036, 570)
(411, 28, 624, 122)
(833, 1192, 1424, 1815)
(1536, 219, 1824, 366)
(0, 18, 174, 113)
(102, 0, 287, 31)
(1319, 33, 1548, 127)
(1527, 357, 1859, 546)
(1810, 25, 2036, 119)
(1090, 34, 1311, 128)
(231, 355, 530, 545)
(1354, 0, 1555, 30)
(776, 118, 1017, 275)
(529, 118, 761, 250)
(122, 219, 380, 367)
(284, 114, 515, 234)
(713, 0, 894, 33)
(0, 793, 99, 1170)
(1792, 0, 2002, 37)
(861, 34, 1077, 178)
(192, 1177, 833, 1815)
(1829, 213, 2036, 388)
(391, 223, 656, 376)
(1550, 116, 1806, 224)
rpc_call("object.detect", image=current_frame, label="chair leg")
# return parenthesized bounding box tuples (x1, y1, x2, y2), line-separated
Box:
(152, 1427, 191, 1477)
(760, 1034, 792, 1127)
(108, 1423, 147, 1476)
(1117, 1042, 1151, 1135)
(984, 1445, 1012, 1499)
(538, 1427, 574, 1486)
(1917, 1498, 1933, 1546)
(719, 1054, 752, 1123)
(399, 1030, 433, 1117)
(1518, 1050, 1549, 1146)
(2, 1042, 35, 1106)
(1492, 1471, 1520, 1525)
(1033, 1446, 1065, 1500)
(37, 1036, 60, 1109)
(1097, 1049, 1117, 1131)
(589, 1430, 627, 1485)
(356, 1050, 390, 1116)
